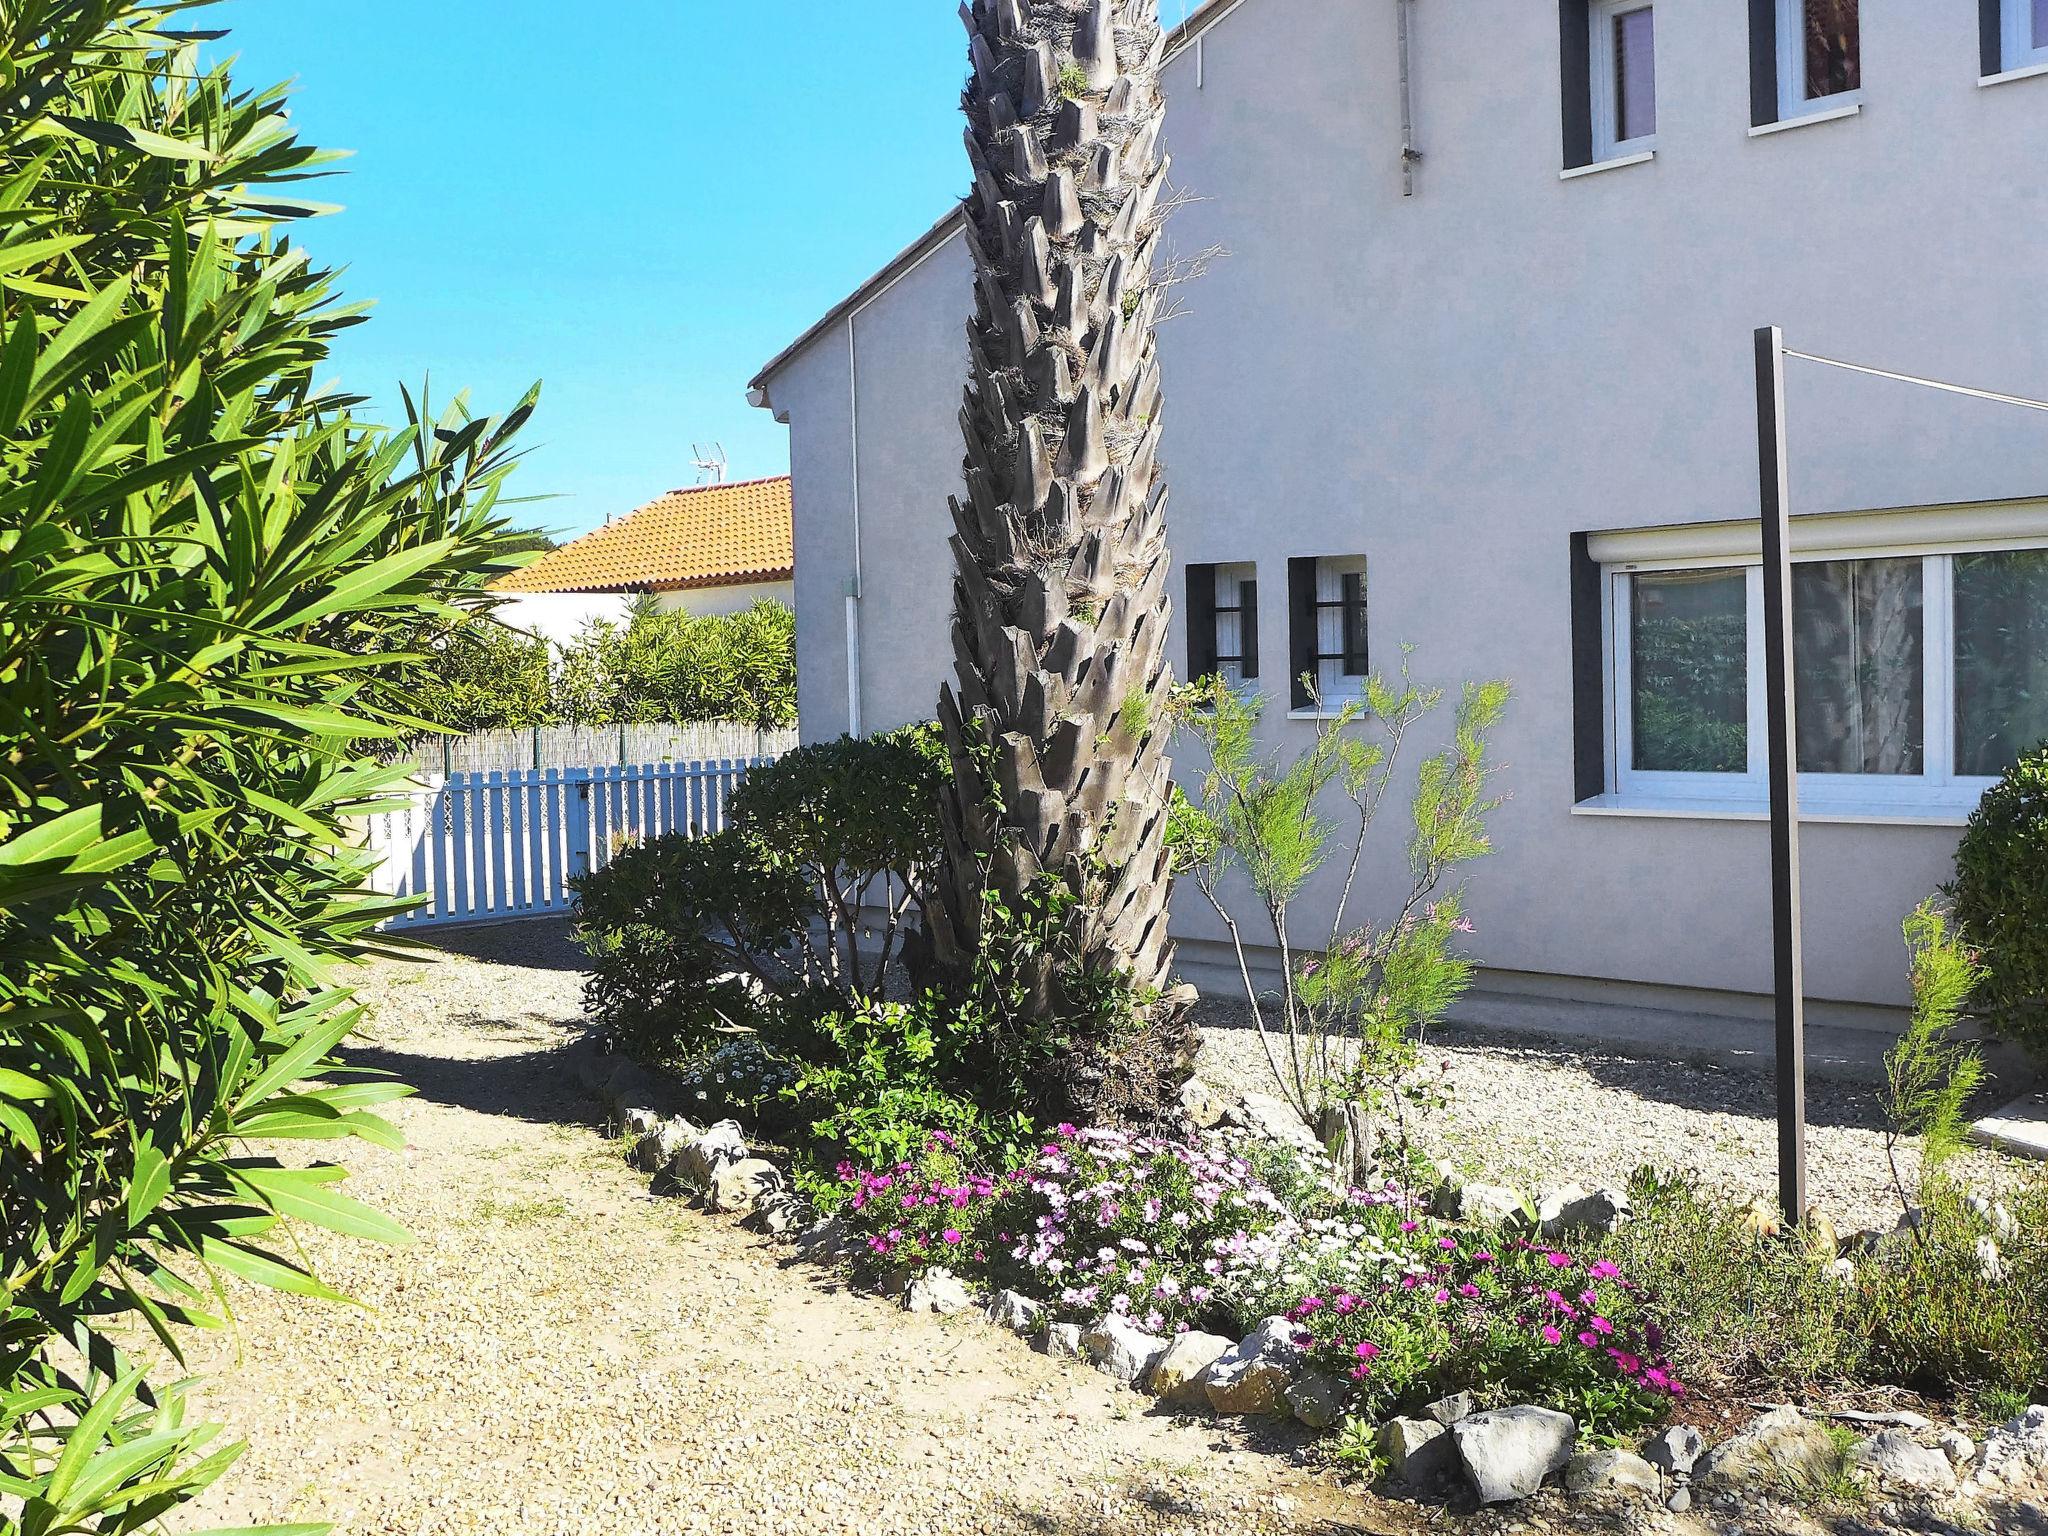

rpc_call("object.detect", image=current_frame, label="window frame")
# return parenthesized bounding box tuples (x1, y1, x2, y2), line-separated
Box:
(1603, 542, 2039, 819)
(2002, 0, 2048, 71)
(1589, 0, 1658, 161)
(1775, 0, 1862, 123)
(1212, 561, 1259, 688)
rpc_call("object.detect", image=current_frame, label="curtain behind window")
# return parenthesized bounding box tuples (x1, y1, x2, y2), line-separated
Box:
(1792, 557, 1922, 774)
(1955, 549, 2048, 776)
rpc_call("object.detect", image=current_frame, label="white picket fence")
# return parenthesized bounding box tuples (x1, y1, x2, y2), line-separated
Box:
(362, 758, 765, 931)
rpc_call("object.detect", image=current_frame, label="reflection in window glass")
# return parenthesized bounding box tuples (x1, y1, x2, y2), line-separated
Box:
(1792, 558, 1923, 774)
(1955, 548, 2048, 777)
(1615, 7, 1656, 141)
(1803, 0, 1860, 100)
(2037, 0, 2047, 50)
(1631, 569, 1747, 772)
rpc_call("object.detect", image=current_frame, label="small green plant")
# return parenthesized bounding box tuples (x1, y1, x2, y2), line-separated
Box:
(1169, 661, 1509, 1176)
(1948, 743, 2048, 1062)
(1881, 901, 1987, 1216)
(1328, 1416, 1389, 1483)
(1056, 62, 1089, 100)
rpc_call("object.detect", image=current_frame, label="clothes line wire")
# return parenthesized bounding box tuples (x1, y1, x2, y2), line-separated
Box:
(1784, 348, 2048, 414)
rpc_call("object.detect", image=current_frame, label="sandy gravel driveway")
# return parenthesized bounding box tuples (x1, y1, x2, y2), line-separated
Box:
(170, 921, 1399, 1536)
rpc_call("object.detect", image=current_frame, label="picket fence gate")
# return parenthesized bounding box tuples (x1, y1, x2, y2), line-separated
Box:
(363, 758, 766, 931)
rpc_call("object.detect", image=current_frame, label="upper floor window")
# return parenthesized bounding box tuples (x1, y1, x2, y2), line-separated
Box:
(1776, 0, 1861, 119)
(1997, 0, 2048, 71)
(1591, 1, 1657, 158)
(1288, 555, 1368, 712)
(1186, 561, 1258, 689)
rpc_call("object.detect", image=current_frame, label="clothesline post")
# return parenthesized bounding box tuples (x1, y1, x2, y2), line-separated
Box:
(1754, 324, 1809, 1227)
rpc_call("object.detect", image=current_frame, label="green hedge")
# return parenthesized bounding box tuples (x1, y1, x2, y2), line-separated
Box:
(1950, 743, 2048, 1061)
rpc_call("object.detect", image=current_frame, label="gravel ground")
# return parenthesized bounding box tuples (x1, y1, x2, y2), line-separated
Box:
(152, 919, 2044, 1536)
(1193, 997, 2036, 1233)
(165, 922, 1400, 1536)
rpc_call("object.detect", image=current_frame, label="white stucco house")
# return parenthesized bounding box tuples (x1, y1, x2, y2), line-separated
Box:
(746, 0, 2048, 1045)
(490, 476, 796, 645)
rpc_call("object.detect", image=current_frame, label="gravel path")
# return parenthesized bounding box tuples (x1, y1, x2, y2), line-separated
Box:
(167, 922, 1396, 1536)
(1194, 998, 2034, 1233)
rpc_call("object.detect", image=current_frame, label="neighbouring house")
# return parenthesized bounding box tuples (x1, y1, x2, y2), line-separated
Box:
(746, 0, 2048, 1040)
(489, 476, 795, 644)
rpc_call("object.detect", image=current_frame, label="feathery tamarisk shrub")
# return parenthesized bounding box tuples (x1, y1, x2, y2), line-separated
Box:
(0, 2, 537, 1524)
(937, 0, 1195, 1126)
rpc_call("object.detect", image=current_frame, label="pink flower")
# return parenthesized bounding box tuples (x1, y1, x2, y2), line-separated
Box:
(1544, 1251, 1572, 1269)
(1541, 1325, 1563, 1345)
(1608, 1349, 1642, 1376)
(1588, 1259, 1621, 1280)
(1437, 1236, 1458, 1251)
(1399, 1220, 1419, 1233)
(1589, 1316, 1613, 1336)
(1354, 1341, 1382, 1360)
(1458, 1283, 1480, 1299)
(942, 1229, 962, 1245)
(1433, 1288, 1451, 1304)
(1472, 1251, 1495, 1265)
(1577, 1331, 1600, 1348)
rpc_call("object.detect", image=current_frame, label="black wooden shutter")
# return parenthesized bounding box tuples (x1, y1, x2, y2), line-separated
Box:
(1980, 0, 2004, 76)
(1340, 570, 1367, 676)
(1239, 578, 1259, 679)
(1558, 0, 1593, 170)
(1748, 0, 1779, 126)
(1287, 558, 1316, 711)
(1186, 562, 1217, 680)
(1569, 533, 1607, 803)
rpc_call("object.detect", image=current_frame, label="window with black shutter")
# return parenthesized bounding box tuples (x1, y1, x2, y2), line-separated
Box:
(1185, 562, 1258, 688)
(1287, 555, 1369, 712)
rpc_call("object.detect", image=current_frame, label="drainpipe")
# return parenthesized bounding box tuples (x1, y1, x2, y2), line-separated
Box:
(845, 312, 864, 737)
(1397, 0, 1421, 196)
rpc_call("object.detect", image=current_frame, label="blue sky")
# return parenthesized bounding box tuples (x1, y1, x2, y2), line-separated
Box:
(201, 2, 973, 539)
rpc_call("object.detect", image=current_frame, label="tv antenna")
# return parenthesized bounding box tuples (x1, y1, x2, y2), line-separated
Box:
(690, 442, 728, 485)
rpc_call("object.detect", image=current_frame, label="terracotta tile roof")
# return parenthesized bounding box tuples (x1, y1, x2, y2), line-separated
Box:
(492, 475, 794, 595)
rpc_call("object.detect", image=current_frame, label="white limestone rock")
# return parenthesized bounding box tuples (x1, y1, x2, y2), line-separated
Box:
(903, 1268, 973, 1315)
(1082, 1313, 1167, 1386)
(1148, 1330, 1235, 1409)
(1846, 1430, 1955, 1494)
(1452, 1406, 1578, 1503)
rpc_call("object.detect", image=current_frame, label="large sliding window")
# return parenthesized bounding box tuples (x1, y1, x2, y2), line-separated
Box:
(1606, 542, 2048, 817)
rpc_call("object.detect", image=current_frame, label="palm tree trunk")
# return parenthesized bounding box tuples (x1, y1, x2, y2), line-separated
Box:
(934, 0, 1193, 1124)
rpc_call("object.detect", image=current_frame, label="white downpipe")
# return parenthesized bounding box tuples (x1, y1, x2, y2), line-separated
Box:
(845, 312, 864, 737)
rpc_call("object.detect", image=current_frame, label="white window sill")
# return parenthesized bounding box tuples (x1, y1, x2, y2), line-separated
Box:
(1560, 149, 1655, 181)
(1572, 792, 1972, 828)
(1749, 101, 1862, 137)
(1287, 704, 1367, 722)
(1981, 60, 2048, 87)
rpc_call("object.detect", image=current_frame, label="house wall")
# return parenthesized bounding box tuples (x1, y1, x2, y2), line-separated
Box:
(756, 0, 2048, 1015)
(655, 579, 794, 620)
(491, 592, 635, 648)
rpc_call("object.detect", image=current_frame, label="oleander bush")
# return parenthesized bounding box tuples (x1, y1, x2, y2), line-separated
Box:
(1949, 742, 2048, 1062)
(0, 0, 536, 1525)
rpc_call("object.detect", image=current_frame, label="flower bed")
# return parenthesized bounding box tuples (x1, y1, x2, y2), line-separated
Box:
(835, 1124, 1683, 1440)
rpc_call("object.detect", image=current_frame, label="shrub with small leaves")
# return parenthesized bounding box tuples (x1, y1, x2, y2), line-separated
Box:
(1949, 743, 2048, 1062)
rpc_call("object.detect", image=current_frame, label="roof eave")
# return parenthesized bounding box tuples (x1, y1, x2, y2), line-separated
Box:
(745, 0, 1250, 402)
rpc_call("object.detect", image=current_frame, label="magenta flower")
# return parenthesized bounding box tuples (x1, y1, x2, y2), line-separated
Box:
(1577, 1330, 1600, 1348)
(1589, 1316, 1613, 1336)
(1354, 1341, 1382, 1360)
(1541, 1325, 1563, 1345)
(942, 1229, 962, 1245)
(1588, 1259, 1621, 1280)
(1544, 1251, 1572, 1269)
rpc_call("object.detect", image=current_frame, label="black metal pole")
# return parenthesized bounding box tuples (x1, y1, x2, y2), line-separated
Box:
(1754, 325, 1808, 1225)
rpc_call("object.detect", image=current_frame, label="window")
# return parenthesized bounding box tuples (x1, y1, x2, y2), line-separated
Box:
(1776, 0, 1860, 120)
(1287, 555, 1368, 712)
(1185, 561, 1258, 689)
(1591, 1, 1657, 158)
(1994, 0, 2048, 72)
(1603, 544, 2048, 817)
